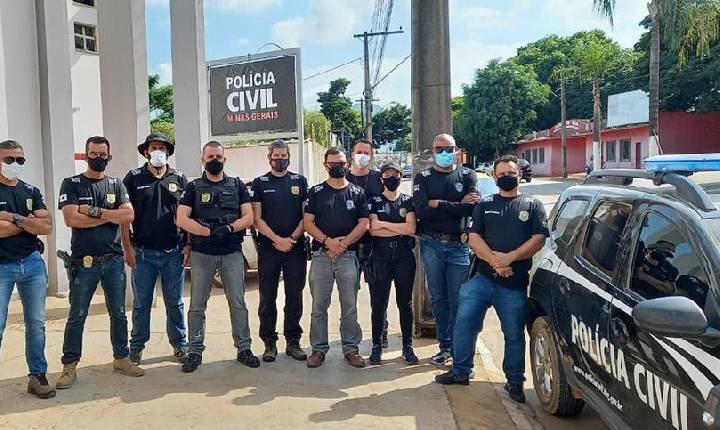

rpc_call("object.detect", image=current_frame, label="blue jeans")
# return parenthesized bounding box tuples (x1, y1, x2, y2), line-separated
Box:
(62, 255, 129, 364)
(0, 252, 48, 375)
(452, 274, 527, 384)
(419, 235, 470, 351)
(129, 246, 187, 353)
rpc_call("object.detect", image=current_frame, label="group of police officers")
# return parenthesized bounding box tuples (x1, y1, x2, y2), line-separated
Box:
(0, 132, 547, 405)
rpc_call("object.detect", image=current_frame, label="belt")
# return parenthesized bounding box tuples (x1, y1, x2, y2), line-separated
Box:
(424, 231, 464, 243)
(373, 237, 415, 249)
(70, 252, 121, 267)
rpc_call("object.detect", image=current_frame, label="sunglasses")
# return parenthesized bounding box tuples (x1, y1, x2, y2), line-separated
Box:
(434, 147, 455, 154)
(2, 156, 26, 165)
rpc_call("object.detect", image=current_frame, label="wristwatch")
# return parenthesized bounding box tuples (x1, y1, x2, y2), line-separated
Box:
(11, 213, 22, 226)
(87, 206, 102, 219)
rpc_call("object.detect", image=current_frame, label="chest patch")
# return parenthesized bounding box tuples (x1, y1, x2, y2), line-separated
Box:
(106, 193, 116, 204)
(168, 183, 178, 193)
(291, 185, 300, 195)
(518, 210, 529, 222)
(454, 182, 464, 193)
(26, 198, 33, 211)
(201, 192, 211, 203)
(346, 200, 355, 210)
(399, 208, 407, 218)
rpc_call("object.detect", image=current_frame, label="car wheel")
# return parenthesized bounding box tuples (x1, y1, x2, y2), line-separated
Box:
(525, 177, 532, 183)
(530, 316, 585, 416)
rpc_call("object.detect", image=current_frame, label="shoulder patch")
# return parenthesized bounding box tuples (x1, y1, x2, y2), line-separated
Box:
(290, 174, 300, 180)
(259, 175, 270, 182)
(312, 184, 324, 193)
(23, 183, 35, 192)
(131, 168, 141, 176)
(349, 184, 363, 195)
(71, 177, 81, 183)
(373, 196, 383, 202)
(108, 178, 118, 184)
(420, 169, 432, 177)
(481, 195, 494, 203)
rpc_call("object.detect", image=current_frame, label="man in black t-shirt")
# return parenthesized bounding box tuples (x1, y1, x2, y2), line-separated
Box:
(57, 136, 144, 389)
(436, 155, 548, 405)
(176, 141, 260, 372)
(121, 133, 189, 365)
(251, 139, 309, 362)
(413, 133, 479, 365)
(304, 147, 369, 369)
(0, 139, 55, 398)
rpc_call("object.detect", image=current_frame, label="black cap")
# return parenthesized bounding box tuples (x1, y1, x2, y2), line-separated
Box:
(380, 162, 402, 174)
(138, 133, 174, 156)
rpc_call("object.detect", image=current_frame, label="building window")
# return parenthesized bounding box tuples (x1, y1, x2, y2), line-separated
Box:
(539, 147, 545, 164)
(532, 148, 538, 164)
(74, 23, 97, 53)
(605, 140, 616, 162)
(73, 0, 95, 6)
(620, 139, 631, 162)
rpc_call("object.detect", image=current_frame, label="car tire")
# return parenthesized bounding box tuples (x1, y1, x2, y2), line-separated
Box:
(525, 177, 532, 183)
(530, 316, 585, 416)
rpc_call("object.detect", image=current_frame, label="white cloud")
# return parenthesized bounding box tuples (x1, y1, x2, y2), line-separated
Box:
(450, 40, 522, 96)
(146, 0, 281, 14)
(155, 63, 173, 85)
(450, 5, 508, 29)
(272, 0, 360, 48)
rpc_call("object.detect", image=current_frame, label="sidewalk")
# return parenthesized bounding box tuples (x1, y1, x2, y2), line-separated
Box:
(0, 274, 528, 430)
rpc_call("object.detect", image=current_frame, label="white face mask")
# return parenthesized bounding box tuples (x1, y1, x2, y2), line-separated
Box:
(149, 150, 167, 168)
(353, 153, 371, 168)
(1, 161, 23, 181)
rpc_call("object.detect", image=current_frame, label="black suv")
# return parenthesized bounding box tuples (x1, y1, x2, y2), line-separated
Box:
(527, 167, 720, 430)
(518, 158, 533, 182)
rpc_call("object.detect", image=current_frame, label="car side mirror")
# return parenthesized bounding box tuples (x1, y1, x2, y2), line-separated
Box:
(632, 296, 720, 347)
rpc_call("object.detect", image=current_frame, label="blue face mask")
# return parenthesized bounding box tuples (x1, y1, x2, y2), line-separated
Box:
(435, 151, 455, 168)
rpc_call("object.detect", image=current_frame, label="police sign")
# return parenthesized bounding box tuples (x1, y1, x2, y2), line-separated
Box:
(209, 54, 298, 135)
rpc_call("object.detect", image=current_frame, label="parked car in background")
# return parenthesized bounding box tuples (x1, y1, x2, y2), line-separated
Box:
(475, 162, 493, 176)
(517, 158, 533, 182)
(402, 165, 412, 178)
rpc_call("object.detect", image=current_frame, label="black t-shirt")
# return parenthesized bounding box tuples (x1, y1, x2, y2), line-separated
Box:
(0, 181, 47, 263)
(251, 171, 308, 247)
(471, 194, 549, 289)
(179, 175, 251, 255)
(58, 174, 131, 257)
(348, 170, 384, 245)
(305, 182, 369, 251)
(123, 164, 188, 250)
(413, 166, 478, 235)
(370, 193, 415, 243)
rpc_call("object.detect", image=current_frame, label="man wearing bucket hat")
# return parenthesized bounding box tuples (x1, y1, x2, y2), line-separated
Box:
(121, 133, 189, 365)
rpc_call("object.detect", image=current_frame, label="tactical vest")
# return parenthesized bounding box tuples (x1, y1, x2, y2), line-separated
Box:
(190, 176, 242, 245)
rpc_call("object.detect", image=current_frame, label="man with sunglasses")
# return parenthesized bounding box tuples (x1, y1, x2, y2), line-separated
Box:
(0, 139, 55, 398)
(57, 136, 144, 390)
(413, 133, 479, 365)
(121, 133, 189, 366)
(304, 147, 369, 369)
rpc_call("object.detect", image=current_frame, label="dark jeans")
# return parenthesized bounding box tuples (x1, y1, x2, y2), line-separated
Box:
(129, 246, 187, 353)
(419, 234, 470, 352)
(257, 243, 307, 343)
(369, 244, 415, 347)
(452, 274, 527, 384)
(62, 255, 129, 364)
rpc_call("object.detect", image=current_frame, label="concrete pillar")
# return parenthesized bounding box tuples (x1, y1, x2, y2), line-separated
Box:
(170, 0, 209, 177)
(97, 0, 149, 179)
(35, 0, 76, 295)
(0, 4, 8, 139)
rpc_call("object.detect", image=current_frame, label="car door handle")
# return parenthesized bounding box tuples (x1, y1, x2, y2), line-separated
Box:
(558, 278, 570, 295)
(611, 318, 630, 345)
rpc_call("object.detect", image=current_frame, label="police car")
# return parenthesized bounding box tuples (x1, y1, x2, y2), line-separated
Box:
(527, 154, 720, 430)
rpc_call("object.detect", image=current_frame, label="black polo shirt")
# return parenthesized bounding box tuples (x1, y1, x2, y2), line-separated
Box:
(0, 180, 47, 263)
(123, 164, 187, 250)
(413, 166, 478, 235)
(251, 171, 308, 248)
(58, 174, 130, 257)
(347, 170, 384, 200)
(471, 194, 549, 289)
(305, 182, 369, 251)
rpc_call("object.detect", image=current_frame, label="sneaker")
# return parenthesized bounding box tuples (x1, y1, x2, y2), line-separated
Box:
(431, 350, 452, 366)
(173, 347, 188, 364)
(435, 371, 469, 386)
(113, 357, 145, 377)
(56, 361, 78, 389)
(262, 341, 277, 363)
(504, 383, 526, 403)
(369, 345, 382, 365)
(27, 373, 56, 399)
(285, 340, 308, 361)
(307, 351, 325, 368)
(237, 349, 261, 368)
(181, 353, 202, 373)
(382, 320, 389, 349)
(402, 345, 419, 365)
(128, 349, 143, 365)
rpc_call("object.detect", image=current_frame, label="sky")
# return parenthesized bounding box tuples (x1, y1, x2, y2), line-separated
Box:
(145, 0, 649, 111)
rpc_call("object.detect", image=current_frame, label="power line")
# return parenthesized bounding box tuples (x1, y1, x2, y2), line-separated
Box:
(373, 0, 395, 85)
(373, 54, 411, 90)
(302, 57, 362, 81)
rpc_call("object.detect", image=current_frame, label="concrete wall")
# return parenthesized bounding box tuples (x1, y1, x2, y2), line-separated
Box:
(223, 140, 326, 185)
(659, 111, 720, 154)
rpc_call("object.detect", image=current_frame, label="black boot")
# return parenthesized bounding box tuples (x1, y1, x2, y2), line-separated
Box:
(262, 340, 277, 363)
(285, 340, 307, 361)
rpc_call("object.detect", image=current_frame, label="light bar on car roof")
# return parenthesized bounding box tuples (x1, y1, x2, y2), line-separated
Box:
(644, 153, 720, 172)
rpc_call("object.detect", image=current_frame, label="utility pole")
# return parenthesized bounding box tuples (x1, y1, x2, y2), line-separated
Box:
(355, 98, 365, 131)
(560, 71, 568, 178)
(354, 29, 404, 144)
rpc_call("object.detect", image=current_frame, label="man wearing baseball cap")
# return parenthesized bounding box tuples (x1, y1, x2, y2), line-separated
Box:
(121, 133, 189, 365)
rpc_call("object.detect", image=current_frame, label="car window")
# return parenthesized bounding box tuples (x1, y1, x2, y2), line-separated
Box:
(552, 199, 589, 246)
(630, 212, 710, 310)
(581, 202, 631, 276)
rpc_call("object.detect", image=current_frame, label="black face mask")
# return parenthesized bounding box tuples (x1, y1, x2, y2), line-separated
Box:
(328, 165, 348, 179)
(87, 156, 108, 173)
(271, 158, 290, 173)
(497, 175, 519, 191)
(382, 176, 401, 191)
(206, 159, 224, 176)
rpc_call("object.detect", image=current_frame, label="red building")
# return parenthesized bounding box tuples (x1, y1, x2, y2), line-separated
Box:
(516, 111, 720, 177)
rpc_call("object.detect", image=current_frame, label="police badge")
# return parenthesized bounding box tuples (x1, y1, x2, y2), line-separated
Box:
(201, 193, 211, 203)
(519, 211, 530, 222)
(291, 186, 300, 195)
(106, 193, 116, 204)
(169, 183, 178, 193)
(454, 182, 464, 193)
(399, 208, 407, 218)
(346, 200, 355, 210)
(26, 198, 33, 211)
(82, 256, 93, 268)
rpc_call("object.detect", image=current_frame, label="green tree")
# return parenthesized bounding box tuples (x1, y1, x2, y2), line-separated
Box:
(372, 102, 411, 148)
(316, 78, 362, 139)
(394, 135, 411, 152)
(569, 33, 637, 170)
(457, 59, 549, 158)
(304, 110, 331, 147)
(148, 74, 174, 124)
(150, 120, 175, 142)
